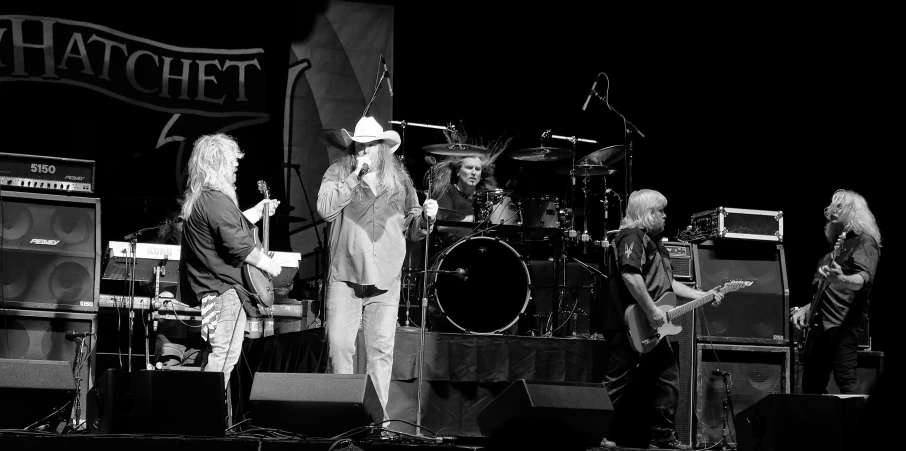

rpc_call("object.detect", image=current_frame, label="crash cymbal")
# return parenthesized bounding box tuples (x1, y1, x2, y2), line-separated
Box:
(553, 163, 618, 177)
(577, 144, 627, 167)
(508, 146, 574, 162)
(422, 143, 487, 156)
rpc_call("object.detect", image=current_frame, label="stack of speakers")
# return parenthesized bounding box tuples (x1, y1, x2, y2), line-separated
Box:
(665, 239, 791, 449)
(0, 189, 101, 428)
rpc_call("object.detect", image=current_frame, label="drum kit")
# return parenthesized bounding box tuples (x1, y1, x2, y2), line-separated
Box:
(395, 121, 626, 339)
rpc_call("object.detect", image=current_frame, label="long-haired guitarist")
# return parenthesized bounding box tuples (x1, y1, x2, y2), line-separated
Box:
(317, 116, 438, 421)
(791, 189, 880, 394)
(178, 134, 281, 387)
(600, 189, 724, 450)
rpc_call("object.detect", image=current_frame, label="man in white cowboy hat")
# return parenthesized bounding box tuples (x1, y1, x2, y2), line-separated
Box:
(317, 116, 438, 421)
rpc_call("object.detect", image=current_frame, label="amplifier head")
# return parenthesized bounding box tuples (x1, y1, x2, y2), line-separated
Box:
(663, 240, 694, 282)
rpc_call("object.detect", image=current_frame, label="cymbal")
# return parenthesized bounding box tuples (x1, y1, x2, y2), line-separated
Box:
(577, 144, 627, 167)
(553, 163, 618, 177)
(509, 146, 573, 162)
(422, 143, 487, 156)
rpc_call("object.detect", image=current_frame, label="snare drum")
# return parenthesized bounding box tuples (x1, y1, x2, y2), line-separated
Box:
(430, 236, 530, 334)
(473, 189, 521, 225)
(521, 195, 560, 228)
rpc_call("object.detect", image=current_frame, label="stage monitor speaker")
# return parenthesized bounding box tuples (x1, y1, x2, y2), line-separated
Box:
(0, 308, 96, 423)
(1, 190, 101, 312)
(249, 373, 383, 438)
(692, 239, 789, 345)
(734, 393, 867, 451)
(694, 343, 790, 449)
(130, 369, 225, 436)
(476, 379, 613, 447)
(86, 368, 129, 434)
(0, 359, 76, 429)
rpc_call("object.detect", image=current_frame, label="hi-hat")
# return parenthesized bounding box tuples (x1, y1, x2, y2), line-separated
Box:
(578, 144, 627, 167)
(508, 146, 573, 162)
(423, 143, 487, 156)
(553, 163, 618, 177)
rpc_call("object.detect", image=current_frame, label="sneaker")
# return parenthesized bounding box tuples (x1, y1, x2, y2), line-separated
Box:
(649, 439, 691, 450)
(600, 437, 617, 448)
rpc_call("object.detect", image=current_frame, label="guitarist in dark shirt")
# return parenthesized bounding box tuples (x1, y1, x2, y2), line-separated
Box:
(792, 189, 880, 394)
(178, 134, 281, 387)
(601, 189, 723, 450)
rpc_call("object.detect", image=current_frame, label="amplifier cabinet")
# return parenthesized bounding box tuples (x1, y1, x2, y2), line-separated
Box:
(1, 190, 101, 312)
(664, 241, 694, 281)
(692, 239, 789, 345)
(694, 343, 790, 449)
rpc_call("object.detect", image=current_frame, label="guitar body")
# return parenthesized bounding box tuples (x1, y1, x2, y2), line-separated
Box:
(243, 227, 274, 307)
(242, 180, 275, 308)
(625, 292, 682, 354)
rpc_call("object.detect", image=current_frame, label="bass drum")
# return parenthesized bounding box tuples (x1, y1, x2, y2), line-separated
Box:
(431, 236, 530, 334)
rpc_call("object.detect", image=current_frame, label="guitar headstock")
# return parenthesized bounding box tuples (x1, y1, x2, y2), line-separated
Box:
(257, 180, 271, 199)
(831, 228, 849, 259)
(721, 279, 755, 294)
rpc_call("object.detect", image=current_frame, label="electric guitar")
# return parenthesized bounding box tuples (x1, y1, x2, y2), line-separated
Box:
(243, 180, 274, 307)
(798, 230, 848, 361)
(624, 280, 754, 354)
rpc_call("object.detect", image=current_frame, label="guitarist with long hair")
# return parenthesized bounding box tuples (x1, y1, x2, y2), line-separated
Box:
(178, 134, 281, 387)
(792, 189, 880, 394)
(600, 189, 724, 450)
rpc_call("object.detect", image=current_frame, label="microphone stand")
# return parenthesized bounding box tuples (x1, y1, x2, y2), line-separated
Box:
(362, 62, 389, 117)
(120, 221, 179, 372)
(604, 102, 644, 199)
(415, 163, 434, 436)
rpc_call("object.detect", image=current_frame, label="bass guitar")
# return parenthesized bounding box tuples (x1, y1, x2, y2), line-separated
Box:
(624, 280, 754, 354)
(798, 230, 848, 362)
(242, 180, 275, 307)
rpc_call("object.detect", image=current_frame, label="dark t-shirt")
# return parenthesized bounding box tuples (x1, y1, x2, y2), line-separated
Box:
(604, 227, 674, 331)
(815, 232, 880, 330)
(179, 190, 257, 307)
(434, 183, 477, 247)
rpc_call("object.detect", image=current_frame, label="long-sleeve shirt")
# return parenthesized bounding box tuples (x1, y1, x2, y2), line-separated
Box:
(179, 190, 257, 307)
(317, 163, 430, 290)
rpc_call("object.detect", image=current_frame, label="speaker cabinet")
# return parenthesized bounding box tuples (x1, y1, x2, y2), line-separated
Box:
(249, 373, 383, 438)
(692, 240, 789, 345)
(130, 369, 225, 436)
(694, 343, 790, 448)
(0, 309, 96, 423)
(1, 191, 101, 312)
(477, 380, 613, 447)
(86, 368, 129, 434)
(734, 393, 867, 451)
(0, 359, 76, 429)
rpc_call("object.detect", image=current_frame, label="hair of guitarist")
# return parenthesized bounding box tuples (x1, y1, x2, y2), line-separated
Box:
(825, 189, 882, 246)
(335, 139, 413, 199)
(620, 189, 668, 231)
(181, 134, 245, 219)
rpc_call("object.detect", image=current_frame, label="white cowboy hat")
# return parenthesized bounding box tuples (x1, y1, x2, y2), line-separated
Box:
(342, 116, 401, 153)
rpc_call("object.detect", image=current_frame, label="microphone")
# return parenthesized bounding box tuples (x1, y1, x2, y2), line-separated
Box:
(581, 74, 600, 111)
(381, 55, 393, 96)
(65, 331, 94, 341)
(358, 163, 370, 179)
(424, 156, 437, 165)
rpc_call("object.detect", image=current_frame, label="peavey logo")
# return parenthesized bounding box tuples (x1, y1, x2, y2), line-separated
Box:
(30, 238, 61, 245)
(64, 175, 86, 181)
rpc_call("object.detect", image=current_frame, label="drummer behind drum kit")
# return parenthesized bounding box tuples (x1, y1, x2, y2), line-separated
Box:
(405, 133, 627, 338)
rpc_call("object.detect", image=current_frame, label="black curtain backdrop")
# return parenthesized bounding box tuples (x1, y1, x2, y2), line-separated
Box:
(2, 3, 898, 370)
(389, 4, 899, 366)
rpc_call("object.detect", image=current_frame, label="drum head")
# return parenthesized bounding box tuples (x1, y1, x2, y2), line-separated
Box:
(432, 237, 530, 334)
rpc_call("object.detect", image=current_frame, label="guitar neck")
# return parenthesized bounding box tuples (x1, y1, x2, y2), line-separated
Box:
(666, 288, 722, 321)
(262, 203, 270, 252)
